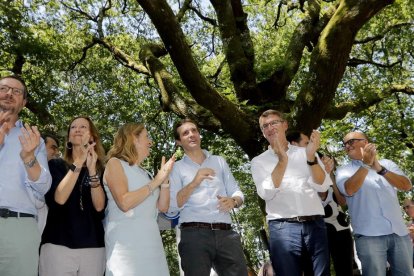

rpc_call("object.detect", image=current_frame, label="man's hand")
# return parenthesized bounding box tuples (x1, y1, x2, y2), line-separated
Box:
(360, 143, 376, 166)
(19, 123, 41, 162)
(192, 168, 215, 187)
(217, 195, 235, 212)
(0, 111, 12, 146)
(272, 130, 287, 159)
(321, 156, 334, 174)
(306, 130, 320, 160)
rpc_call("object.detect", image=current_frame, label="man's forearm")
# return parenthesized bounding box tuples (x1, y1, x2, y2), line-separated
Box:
(176, 182, 198, 207)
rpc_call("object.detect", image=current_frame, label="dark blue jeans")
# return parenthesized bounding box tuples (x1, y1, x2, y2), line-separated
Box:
(268, 217, 330, 276)
(179, 227, 248, 276)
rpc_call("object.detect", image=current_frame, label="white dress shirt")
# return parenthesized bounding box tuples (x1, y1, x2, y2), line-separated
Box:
(251, 144, 331, 221)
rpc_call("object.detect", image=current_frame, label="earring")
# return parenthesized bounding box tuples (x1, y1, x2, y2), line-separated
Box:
(66, 141, 73, 149)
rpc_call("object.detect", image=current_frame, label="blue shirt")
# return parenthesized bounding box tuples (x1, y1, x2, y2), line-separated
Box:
(336, 159, 409, 236)
(0, 120, 52, 215)
(169, 150, 244, 224)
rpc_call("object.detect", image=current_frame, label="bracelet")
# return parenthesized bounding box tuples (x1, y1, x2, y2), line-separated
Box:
(161, 183, 170, 189)
(24, 157, 37, 168)
(360, 163, 371, 170)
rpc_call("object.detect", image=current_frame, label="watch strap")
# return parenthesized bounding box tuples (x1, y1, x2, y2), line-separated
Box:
(306, 157, 318, 166)
(377, 166, 388, 176)
(69, 163, 82, 173)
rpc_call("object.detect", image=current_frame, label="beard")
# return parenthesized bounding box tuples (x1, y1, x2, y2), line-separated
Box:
(0, 102, 17, 113)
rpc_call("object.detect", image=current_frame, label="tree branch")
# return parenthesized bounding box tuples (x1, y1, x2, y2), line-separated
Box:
(325, 84, 414, 120)
(189, 6, 217, 26)
(347, 58, 401, 68)
(292, 0, 394, 133)
(354, 22, 412, 44)
(136, 0, 261, 157)
(69, 40, 98, 71)
(210, 0, 259, 101)
(94, 37, 150, 75)
(176, 0, 192, 22)
(259, 0, 330, 103)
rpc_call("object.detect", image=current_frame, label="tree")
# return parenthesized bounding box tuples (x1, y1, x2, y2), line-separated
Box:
(1, 0, 413, 273)
(2, 0, 413, 158)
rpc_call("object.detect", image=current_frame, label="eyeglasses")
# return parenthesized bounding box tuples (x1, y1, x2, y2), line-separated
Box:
(261, 120, 284, 130)
(0, 85, 24, 96)
(403, 205, 414, 210)
(343, 138, 366, 147)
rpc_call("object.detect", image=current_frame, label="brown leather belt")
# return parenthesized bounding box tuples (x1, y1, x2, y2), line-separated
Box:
(0, 208, 35, 218)
(180, 222, 232, 230)
(271, 215, 323, 223)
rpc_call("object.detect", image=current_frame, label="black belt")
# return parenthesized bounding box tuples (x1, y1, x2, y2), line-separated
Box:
(271, 215, 323, 223)
(0, 208, 35, 218)
(181, 222, 232, 230)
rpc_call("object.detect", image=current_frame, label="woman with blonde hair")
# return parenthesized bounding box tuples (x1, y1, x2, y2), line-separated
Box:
(104, 123, 175, 276)
(39, 116, 106, 276)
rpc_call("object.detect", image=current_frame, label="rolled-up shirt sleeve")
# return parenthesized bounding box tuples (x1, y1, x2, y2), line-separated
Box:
(219, 157, 244, 202)
(24, 140, 52, 200)
(251, 158, 280, 201)
(307, 155, 331, 192)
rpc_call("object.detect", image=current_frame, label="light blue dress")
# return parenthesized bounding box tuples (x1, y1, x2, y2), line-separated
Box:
(104, 159, 169, 276)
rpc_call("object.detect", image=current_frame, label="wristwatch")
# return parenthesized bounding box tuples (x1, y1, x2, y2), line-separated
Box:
(377, 166, 388, 176)
(306, 157, 318, 166)
(69, 163, 82, 173)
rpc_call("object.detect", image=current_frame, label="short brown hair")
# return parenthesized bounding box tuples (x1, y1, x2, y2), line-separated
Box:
(259, 109, 286, 121)
(0, 75, 28, 99)
(173, 118, 199, 140)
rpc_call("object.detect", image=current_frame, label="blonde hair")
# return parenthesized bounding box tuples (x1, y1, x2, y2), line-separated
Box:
(64, 116, 105, 174)
(107, 123, 145, 165)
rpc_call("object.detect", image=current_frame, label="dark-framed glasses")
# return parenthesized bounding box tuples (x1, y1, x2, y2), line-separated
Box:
(261, 120, 284, 130)
(342, 138, 366, 147)
(0, 85, 24, 96)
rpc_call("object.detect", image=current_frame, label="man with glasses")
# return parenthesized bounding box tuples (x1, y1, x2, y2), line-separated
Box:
(336, 131, 413, 276)
(251, 109, 332, 276)
(0, 75, 52, 276)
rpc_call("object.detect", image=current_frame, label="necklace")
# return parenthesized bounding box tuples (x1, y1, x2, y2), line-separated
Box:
(79, 170, 89, 211)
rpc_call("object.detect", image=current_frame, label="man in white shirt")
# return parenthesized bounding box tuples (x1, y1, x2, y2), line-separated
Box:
(251, 109, 331, 276)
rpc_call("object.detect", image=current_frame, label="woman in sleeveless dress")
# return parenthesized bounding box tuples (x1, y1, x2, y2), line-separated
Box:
(103, 123, 175, 276)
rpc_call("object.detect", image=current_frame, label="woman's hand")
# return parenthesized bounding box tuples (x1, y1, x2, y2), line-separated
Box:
(155, 155, 176, 184)
(86, 141, 98, 175)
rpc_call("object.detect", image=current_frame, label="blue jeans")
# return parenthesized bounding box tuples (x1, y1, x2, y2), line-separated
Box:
(268, 218, 330, 276)
(354, 233, 413, 276)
